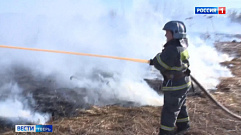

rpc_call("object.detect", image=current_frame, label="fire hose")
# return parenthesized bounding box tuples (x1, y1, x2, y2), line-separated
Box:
(190, 75, 241, 120)
(0, 45, 149, 63)
(0, 44, 241, 120)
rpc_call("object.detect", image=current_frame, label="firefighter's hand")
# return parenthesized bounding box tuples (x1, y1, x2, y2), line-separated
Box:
(185, 68, 191, 76)
(149, 59, 154, 65)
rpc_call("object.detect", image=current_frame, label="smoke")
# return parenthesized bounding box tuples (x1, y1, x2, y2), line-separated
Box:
(228, 10, 241, 24)
(0, 82, 50, 124)
(0, 0, 240, 125)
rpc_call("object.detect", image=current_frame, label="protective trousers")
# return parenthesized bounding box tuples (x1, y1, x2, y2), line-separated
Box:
(160, 86, 190, 132)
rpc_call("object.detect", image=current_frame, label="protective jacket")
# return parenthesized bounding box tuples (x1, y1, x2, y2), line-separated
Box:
(152, 38, 191, 91)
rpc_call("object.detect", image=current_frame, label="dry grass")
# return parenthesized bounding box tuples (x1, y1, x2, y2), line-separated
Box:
(3, 95, 241, 135)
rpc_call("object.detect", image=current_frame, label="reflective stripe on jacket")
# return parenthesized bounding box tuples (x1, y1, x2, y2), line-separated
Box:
(153, 39, 190, 90)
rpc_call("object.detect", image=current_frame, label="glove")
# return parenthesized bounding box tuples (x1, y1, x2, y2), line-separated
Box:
(149, 59, 154, 65)
(185, 68, 191, 76)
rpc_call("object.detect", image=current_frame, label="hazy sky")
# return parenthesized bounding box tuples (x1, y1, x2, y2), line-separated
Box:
(0, 0, 240, 14)
(101, 0, 241, 9)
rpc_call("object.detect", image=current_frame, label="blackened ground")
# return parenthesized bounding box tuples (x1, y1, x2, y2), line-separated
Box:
(0, 65, 140, 133)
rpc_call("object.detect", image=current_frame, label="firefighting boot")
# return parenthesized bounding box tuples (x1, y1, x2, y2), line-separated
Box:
(175, 122, 190, 135)
(159, 128, 175, 135)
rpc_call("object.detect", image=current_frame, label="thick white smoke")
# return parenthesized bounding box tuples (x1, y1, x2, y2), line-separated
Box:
(0, 0, 240, 124)
(0, 83, 50, 124)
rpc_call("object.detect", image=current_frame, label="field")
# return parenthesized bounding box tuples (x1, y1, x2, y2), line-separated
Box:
(1, 41, 241, 135)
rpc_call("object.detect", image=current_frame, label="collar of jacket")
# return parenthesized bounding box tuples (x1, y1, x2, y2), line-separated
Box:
(163, 39, 180, 48)
(164, 38, 189, 48)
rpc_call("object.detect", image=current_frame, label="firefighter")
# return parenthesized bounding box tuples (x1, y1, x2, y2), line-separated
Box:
(150, 21, 191, 135)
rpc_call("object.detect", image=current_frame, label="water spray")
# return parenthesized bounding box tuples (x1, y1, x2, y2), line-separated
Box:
(0, 44, 241, 120)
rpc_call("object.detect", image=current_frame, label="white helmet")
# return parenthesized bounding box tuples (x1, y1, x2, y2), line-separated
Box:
(163, 21, 186, 39)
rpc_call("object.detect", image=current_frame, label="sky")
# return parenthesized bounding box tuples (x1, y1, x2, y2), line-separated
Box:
(1, 0, 241, 14)
(101, 0, 241, 14)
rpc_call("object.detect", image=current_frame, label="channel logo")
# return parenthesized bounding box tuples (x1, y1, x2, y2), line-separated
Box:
(195, 7, 226, 14)
(15, 125, 53, 132)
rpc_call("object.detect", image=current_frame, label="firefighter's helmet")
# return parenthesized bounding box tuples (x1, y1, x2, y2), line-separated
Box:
(163, 21, 186, 39)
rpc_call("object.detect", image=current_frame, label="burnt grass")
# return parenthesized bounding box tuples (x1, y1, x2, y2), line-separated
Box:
(0, 66, 91, 132)
(0, 65, 140, 134)
(1, 41, 241, 134)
